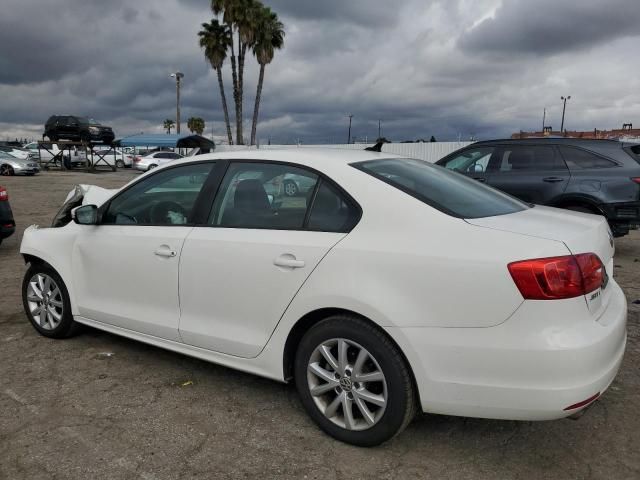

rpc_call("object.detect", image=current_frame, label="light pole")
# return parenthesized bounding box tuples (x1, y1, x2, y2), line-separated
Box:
(560, 95, 571, 132)
(347, 114, 353, 144)
(170, 72, 184, 134)
(378, 119, 381, 139)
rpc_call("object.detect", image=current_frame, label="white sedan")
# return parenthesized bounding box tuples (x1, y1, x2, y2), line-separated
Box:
(133, 151, 183, 172)
(19, 149, 626, 446)
(90, 148, 134, 169)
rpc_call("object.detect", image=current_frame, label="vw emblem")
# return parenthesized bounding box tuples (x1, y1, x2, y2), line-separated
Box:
(339, 377, 353, 392)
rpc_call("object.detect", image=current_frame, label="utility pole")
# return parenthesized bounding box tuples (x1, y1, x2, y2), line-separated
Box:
(347, 114, 353, 144)
(378, 119, 381, 139)
(170, 72, 184, 134)
(542, 108, 546, 132)
(560, 95, 571, 132)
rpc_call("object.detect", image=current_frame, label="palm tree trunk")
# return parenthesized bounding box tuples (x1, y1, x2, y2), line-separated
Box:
(216, 68, 234, 145)
(250, 64, 265, 146)
(235, 38, 245, 144)
(228, 27, 241, 144)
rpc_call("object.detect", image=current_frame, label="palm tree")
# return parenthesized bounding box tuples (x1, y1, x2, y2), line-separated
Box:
(250, 7, 284, 145)
(163, 119, 175, 134)
(187, 117, 206, 135)
(211, 0, 261, 145)
(198, 20, 234, 144)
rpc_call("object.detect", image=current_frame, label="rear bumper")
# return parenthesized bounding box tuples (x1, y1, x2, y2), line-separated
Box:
(387, 281, 627, 420)
(600, 201, 640, 234)
(0, 223, 15, 239)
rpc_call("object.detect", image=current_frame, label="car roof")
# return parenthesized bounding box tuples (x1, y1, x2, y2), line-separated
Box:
(170, 148, 400, 171)
(473, 138, 623, 148)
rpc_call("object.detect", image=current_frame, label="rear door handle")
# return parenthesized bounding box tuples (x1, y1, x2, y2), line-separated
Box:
(274, 254, 305, 269)
(473, 177, 486, 183)
(543, 176, 565, 183)
(154, 245, 177, 258)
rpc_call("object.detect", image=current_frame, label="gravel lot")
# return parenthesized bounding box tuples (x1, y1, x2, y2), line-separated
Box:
(1, 170, 639, 480)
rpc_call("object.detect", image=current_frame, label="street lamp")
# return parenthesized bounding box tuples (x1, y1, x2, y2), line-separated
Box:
(170, 72, 184, 134)
(346, 114, 353, 144)
(560, 95, 571, 132)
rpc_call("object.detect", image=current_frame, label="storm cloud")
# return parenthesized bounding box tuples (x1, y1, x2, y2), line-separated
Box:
(1, 0, 640, 143)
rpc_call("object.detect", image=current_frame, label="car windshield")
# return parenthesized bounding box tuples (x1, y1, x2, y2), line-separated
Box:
(354, 158, 529, 219)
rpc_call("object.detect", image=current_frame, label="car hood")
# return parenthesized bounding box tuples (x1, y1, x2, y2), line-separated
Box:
(3, 156, 33, 165)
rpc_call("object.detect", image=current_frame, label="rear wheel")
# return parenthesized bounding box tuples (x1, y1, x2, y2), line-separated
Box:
(148, 164, 158, 171)
(115, 159, 125, 169)
(295, 315, 416, 446)
(0, 164, 14, 176)
(22, 264, 80, 339)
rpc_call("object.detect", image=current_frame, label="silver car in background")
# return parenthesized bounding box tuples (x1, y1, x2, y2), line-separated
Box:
(0, 151, 40, 176)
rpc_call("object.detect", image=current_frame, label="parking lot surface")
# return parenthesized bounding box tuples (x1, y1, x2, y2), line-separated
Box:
(1, 170, 639, 480)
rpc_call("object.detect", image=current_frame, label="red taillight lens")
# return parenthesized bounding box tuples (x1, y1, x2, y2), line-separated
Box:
(631, 177, 640, 184)
(0, 187, 7, 201)
(508, 253, 604, 300)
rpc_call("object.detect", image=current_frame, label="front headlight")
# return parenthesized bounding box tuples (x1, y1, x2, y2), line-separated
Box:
(89, 126, 100, 133)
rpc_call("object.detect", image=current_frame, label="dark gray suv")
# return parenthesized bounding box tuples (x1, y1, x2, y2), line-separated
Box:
(436, 138, 640, 237)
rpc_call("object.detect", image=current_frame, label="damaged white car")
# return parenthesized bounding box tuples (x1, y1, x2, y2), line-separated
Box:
(20, 150, 627, 446)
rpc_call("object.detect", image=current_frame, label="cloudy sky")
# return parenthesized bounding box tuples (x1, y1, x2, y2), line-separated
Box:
(1, 0, 640, 144)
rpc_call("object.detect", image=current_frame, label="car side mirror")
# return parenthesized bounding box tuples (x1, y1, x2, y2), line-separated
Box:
(72, 205, 98, 225)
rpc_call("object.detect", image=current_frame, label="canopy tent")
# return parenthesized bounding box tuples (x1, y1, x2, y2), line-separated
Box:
(113, 134, 215, 149)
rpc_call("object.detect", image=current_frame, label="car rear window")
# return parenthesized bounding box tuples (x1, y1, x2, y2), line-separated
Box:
(625, 144, 640, 166)
(558, 146, 618, 169)
(353, 158, 529, 219)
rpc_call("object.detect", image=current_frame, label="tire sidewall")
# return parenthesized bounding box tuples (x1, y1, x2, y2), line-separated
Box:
(295, 316, 413, 446)
(22, 264, 76, 338)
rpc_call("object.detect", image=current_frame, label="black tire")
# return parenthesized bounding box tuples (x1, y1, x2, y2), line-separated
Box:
(148, 164, 158, 171)
(294, 314, 417, 446)
(47, 134, 58, 142)
(115, 159, 125, 169)
(22, 263, 80, 339)
(0, 164, 15, 176)
(283, 180, 298, 197)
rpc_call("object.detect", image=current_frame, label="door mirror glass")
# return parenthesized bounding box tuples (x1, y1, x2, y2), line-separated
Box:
(73, 205, 98, 225)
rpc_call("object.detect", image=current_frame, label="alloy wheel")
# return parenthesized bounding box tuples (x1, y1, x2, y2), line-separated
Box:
(284, 182, 298, 196)
(26, 273, 64, 330)
(0, 164, 14, 176)
(307, 338, 387, 431)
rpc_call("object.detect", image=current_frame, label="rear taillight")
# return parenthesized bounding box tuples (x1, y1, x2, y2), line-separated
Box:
(133, 156, 141, 162)
(508, 253, 604, 300)
(0, 187, 7, 201)
(631, 177, 640, 185)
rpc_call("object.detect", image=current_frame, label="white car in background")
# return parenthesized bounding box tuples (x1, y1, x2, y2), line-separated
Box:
(23, 142, 87, 167)
(89, 148, 134, 169)
(133, 151, 183, 172)
(0, 145, 30, 160)
(19, 149, 626, 446)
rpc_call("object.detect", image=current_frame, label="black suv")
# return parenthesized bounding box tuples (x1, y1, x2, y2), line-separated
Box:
(45, 115, 115, 145)
(436, 138, 640, 237)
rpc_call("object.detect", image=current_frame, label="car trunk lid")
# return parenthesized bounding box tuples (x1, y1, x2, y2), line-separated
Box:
(466, 205, 615, 318)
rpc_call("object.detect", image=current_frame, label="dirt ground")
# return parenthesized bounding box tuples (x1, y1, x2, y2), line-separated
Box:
(1, 170, 639, 480)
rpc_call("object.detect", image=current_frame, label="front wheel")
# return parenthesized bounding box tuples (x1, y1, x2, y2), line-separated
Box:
(0, 164, 14, 176)
(115, 159, 125, 169)
(283, 180, 298, 197)
(295, 315, 416, 446)
(22, 264, 80, 339)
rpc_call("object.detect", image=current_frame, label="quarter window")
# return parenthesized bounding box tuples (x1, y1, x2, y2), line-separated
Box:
(307, 181, 359, 232)
(210, 162, 319, 229)
(559, 146, 618, 169)
(102, 163, 214, 225)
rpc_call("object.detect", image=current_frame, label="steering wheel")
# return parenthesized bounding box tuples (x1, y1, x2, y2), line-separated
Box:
(149, 201, 188, 225)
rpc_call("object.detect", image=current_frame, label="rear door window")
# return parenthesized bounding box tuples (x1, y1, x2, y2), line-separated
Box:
(559, 146, 618, 169)
(354, 158, 528, 219)
(496, 146, 566, 172)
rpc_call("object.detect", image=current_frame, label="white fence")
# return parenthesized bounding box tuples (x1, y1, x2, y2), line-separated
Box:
(215, 142, 473, 163)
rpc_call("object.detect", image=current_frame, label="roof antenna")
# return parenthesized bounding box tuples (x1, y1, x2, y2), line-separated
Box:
(365, 139, 389, 152)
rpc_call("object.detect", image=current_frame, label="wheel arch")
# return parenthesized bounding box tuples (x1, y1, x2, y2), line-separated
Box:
(282, 307, 421, 403)
(549, 194, 605, 215)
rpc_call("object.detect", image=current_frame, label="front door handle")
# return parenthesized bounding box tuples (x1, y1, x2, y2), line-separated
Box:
(154, 245, 177, 258)
(274, 254, 305, 269)
(473, 177, 486, 183)
(543, 176, 565, 183)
